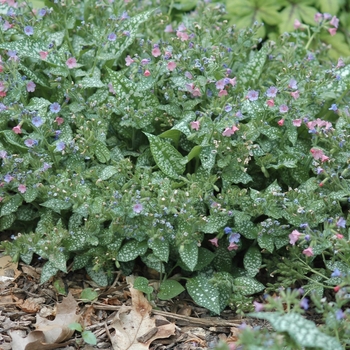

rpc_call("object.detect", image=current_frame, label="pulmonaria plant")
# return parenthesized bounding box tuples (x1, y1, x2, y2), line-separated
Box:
(0, 0, 350, 342)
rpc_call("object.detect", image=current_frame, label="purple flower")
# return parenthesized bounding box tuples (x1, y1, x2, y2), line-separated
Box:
(24, 26, 34, 36)
(7, 50, 17, 59)
(133, 203, 143, 214)
(50, 102, 61, 113)
(55, 141, 66, 151)
(253, 301, 264, 312)
(229, 232, 241, 243)
(224, 227, 232, 234)
(247, 90, 259, 101)
(329, 104, 338, 111)
(266, 86, 278, 98)
(32, 116, 43, 127)
(300, 298, 309, 310)
(279, 104, 289, 113)
(107, 33, 116, 41)
(120, 11, 129, 20)
(335, 309, 344, 321)
(0, 150, 7, 159)
(336, 217, 346, 228)
(4, 174, 14, 183)
(215, 79, 226, 90)
(331, 268, 342, 278)
(140, 59, 150, 65)
(224, 105, 232, 112)
(24, 139, 37, 147)
(38, 8, 47, 16)
(288, 78, 298, 90)
(0, 103, 6, 111)
(42, 162, 52, 171)
(26, 81, 36, 92)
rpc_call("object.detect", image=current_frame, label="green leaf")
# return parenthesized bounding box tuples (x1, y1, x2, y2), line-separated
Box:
(145, 133, 185, 179)
(99, 166, 118, 180)
(257, 234, 274, 253)
(202, 215, 228, 234)
(41, 261, 59, 284)
(68, 322, 83, 332)
(133, 276, 153, 295)
(82, 331, 97, 346)
(148, 238, 169, 262)
(199, 146, 216, 172)
(23, 187, 38, 203)
(1, 195, 22, 217)
(248, 312, 343, 350)
(186, 275, 220, 314)
(158, 280, 185, 300)
(81, 288, 98, 301)
(213, 246, 233, 273)
(237, 45, 268, 87)
(0, 213, 16, 230)
(95, 140, 110, 163)
(80, 68, 104, 88)
(85, 265, 108, 287)
(316, 0, 341, 15)
(194, 248, 215, 271)
(233, 276, 265, 295)
(0, 130, 27, 151)
(40, 199, 71, 213)
(179, 242, 198, 271)
(117, 240, 148, 262)
(243, 246, 262, 277)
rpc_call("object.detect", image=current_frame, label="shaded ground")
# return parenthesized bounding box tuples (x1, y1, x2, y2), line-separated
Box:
(0, 254, 266, 350)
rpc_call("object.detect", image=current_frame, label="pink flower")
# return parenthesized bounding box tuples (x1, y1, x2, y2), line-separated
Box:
(18, 184, 27, 193)
(12, 125, 21, 134)
(328, 28, 337, 36)
(293, 119, 302, 127)
(55, 117, 64, 125)
(133, 203, 143, 214)
(190, 121, 200, 131)
(336, 58, 345, 69)
(266, 99, 274, 107)
(310, 148, 325, 160)
(228, 242, 238, 251)
(26, 81, 36, 92)
(108, 83, 116, 94)
(125, 55, 134, 66)
(176, 31, 189, 41)
(277, 119, 284, 126)
(164, 51, 172, 59)
(321, 154, 329, 162)
(222, 125, 239, 137)
(314, 13, 322, 22)
(290, 90, 300, 100)
(215, 79, 225, 90)
(229, 77, 237, 87)
(289, 230, 301, 245)
(336, 234, 344, 239)
(0, 81, 7, 92)
(294, 19, 301, 29)
(184, 71, 193, 79)
(302, 247, 313, 257)
(218, 89, 228, 97)
(330, 16, 339, 28)
(151, 47, 161, 57)
(167, 61, 176, 71)
(39, 51, 48, 60)
(209, 237, 219, 247)
(66, 57, 77, 69)
(144, 70, 151, 77)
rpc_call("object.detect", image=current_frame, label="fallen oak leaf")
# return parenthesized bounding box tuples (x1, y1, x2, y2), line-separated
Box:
(110, 287, 175, 350)
(35, 293, 81, 343)
(10, 330, 71, 350)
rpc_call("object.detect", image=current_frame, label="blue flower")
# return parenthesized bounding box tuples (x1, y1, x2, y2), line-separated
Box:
(335, 309, 344, 321)
(24, 26, 34, 36)
(50, 102, 61, 113)
(300, 298, 309, 310)
(32, 116, 43, 127)
(331, 268, 342, 278)
(329, 104, 338, 111)
(55, 141, 65, 151)
(107, 32, 116, 41)
(229, 232, 241, 243)
(38, 8, 47, 16)
(224, 227, 232, 234)
(24, 139, 37, 147)
(336, 217, 346, 228)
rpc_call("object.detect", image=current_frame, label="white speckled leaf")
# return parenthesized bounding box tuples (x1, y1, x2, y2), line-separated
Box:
(200, 146, 216, 172)
(158, 280, 185, 300)
(40, 199, 72, 213)
(0, 213, 16, 230)
(1, 194, 22, 217)
(40, 261, 59, 284)
(179, 242, 198, 271)
(145, 133, 185, 179)
(27, 97, 51, 111)
(95, 141, 110, 163)
(80, 68, 104, 88)
(86, 265, 108, 286)
(248, 312, 342, 350)
(148, 238, 169, 262)
(233, 276, 264, 295)
(117, 240, 148, 262)
(99, 166, 118, 180)
(238, 45, 268, 86)
(186, 275, 220, 314)
(243, 246, 262, 277)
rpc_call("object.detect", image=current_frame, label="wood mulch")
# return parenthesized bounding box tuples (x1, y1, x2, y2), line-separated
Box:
(0, 255, 273, 350)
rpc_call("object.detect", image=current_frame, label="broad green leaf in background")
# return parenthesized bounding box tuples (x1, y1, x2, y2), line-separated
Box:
(179, 242, 198, 271)
(158, 280, 185, 300)
(145, 133, 185, 179)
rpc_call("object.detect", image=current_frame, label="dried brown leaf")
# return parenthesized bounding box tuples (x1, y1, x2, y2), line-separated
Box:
(110, 287, 175, 350)
(35, 293, 80, 343)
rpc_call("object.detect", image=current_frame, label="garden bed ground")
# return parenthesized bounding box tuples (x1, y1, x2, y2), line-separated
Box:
(0, 251, 253, 350)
